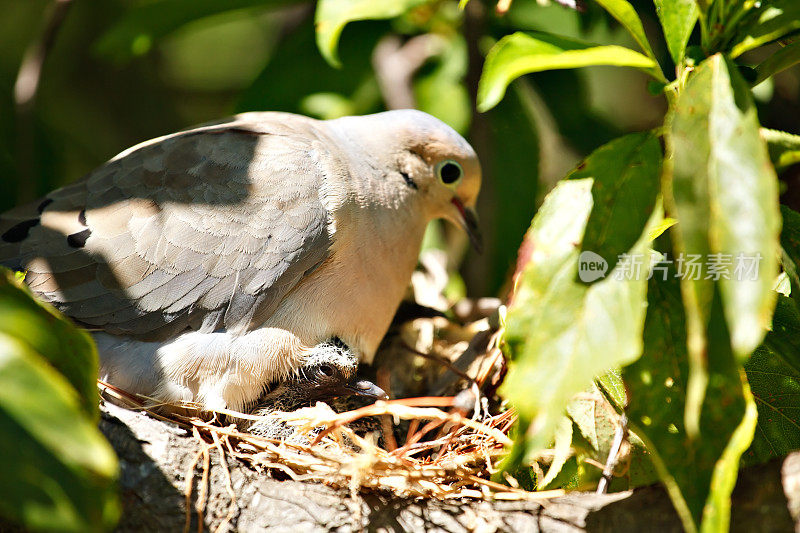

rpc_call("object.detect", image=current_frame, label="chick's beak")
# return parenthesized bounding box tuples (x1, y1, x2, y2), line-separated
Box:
(345, 378, 388, 401)
(451, 197, 483, 254)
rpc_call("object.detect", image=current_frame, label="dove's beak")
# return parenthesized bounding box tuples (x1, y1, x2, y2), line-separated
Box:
(451, 197, 483, 254)
(345, 378, 389, 401)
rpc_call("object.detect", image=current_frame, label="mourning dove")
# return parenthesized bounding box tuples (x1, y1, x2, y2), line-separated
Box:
(0, 110, 481, 411)
(243, 338, 386, 440)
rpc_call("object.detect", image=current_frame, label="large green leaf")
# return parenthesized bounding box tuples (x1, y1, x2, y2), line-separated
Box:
(0, 271, 99, 418)
(0, 298, 119, 532)
(573, 132, 662, 276)
(623, 275, 758, 533)
(501, 178, 659, 457)
(315, 0, 429, 67)
(0, 270, 117, 529)
(477, 32, 659, 112)
(664, 54, 780, 434)
(762, 129, 800, 171)
(95, 0, 294, 63)
(754, 40, 800, 86)
(654, 0, 699, 65)
(0, 336, 119, 532)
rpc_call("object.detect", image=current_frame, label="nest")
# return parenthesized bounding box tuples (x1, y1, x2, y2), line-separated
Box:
(97, 298, 563, 528)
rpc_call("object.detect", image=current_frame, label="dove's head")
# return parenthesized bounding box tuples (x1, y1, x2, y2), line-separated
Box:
(328, 110, 483, 251)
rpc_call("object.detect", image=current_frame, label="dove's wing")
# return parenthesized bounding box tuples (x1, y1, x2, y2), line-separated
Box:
(0, 114, 333, 341)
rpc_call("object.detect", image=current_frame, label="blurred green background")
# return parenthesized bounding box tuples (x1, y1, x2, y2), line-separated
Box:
(2, 0, 798, 296)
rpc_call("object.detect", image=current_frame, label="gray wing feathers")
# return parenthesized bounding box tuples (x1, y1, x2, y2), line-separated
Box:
(0, 114, 333, 340)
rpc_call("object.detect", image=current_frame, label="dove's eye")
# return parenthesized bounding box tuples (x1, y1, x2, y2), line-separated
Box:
(436, 160, 463, 185)
(318, 365, 335, 377)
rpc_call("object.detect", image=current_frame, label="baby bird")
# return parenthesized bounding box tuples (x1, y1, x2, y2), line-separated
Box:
(244, 338, 386, 441)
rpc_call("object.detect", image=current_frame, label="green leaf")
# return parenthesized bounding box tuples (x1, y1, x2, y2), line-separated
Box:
(565, 383, 658, 491)
(623, 276, 757, 533)
(573, 132, 662, 275)
(0, 336, 119, 531)
(477, 32, 659, 112)
(567, 385, 622, 458)
(593, 0, 659, 62)
(744, 343, 800, 465)
(664, 54, 780, 434)
(0, 270, 99, 419)
(315, 0, 429, 67)
(500, 178, 660, 457)
(730, 0, 800, 58)
(755, 40, 800, 85)
(567, 394, 604, 457)
(762, 129, 800, 171)
(596, 369, 626, 411)
(654, 0, 699, 65)
(649, 217, 678, 240)
(702, 384, 757, 533)
(95, 0, 293, 63)
(750, 277, 800, 466)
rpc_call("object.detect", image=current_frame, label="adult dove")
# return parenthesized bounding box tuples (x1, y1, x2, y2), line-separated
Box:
(0, 110, 481, 411)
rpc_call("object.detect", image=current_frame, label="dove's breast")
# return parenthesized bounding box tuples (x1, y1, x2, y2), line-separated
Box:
(261, 198, 428, 363)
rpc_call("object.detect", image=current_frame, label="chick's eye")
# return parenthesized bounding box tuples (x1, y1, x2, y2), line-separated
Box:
(437, 160, 463, 185)
(318, 365, 335, 377)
